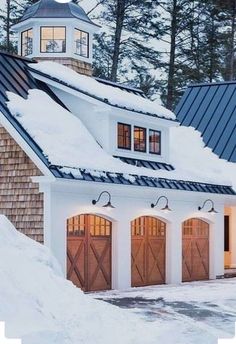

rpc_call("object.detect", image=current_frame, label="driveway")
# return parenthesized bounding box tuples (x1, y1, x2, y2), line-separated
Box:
(91, 279, 236, 344)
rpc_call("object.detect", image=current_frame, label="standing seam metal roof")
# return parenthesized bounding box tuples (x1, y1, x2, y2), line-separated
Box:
(18, 0, 98, 27)
(175, 82, 236, 162)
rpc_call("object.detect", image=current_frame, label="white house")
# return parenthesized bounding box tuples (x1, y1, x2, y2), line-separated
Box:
(0, 0, 235, 292)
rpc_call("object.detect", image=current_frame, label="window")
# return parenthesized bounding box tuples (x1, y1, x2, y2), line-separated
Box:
(117, 123, 131, 149)
(74, 29, 89, 57)
(40, 27, 66, 53)
(149, 130, 161, 154)
(21, 29, 33, 56)
(224, 215, 230, 252)
(134, 126, 146, 152)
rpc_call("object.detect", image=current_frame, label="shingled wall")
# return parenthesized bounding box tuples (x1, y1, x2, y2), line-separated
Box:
(0, 125, 44, 243)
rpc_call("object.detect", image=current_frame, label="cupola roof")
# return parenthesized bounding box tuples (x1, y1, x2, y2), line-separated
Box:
(18, 0, 98, 26)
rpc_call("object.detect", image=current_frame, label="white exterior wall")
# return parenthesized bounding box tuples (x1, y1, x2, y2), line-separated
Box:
(39, 179, 226, 290)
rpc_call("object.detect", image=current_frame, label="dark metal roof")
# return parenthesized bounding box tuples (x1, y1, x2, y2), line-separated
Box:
(17, 0, 98, 27)
(114, 156, 174, 171)
(0, 51, 234, 196)
(49, 165, 236, 195)
(0, 51, 67, 168)
(28, 66, 177, 122)
(175, 81, 236, 162)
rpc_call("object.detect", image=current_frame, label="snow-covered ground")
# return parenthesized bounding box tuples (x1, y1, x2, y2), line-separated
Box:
(93, 280, 236, 344)
(1, 214, 236, 344)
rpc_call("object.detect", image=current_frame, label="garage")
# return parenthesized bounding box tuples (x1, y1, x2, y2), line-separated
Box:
(182, 218, 209, 282)
(131, 216, 166, 287)
(67, 214, 112, 292)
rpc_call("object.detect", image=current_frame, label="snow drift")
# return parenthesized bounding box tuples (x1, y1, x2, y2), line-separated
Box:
(0, 215, 153, 344)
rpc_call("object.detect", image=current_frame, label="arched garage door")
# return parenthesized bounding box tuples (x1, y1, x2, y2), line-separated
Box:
(67, 214, 112, 292)
(182, 218, 209, 282)
(131, 216, 166, 287)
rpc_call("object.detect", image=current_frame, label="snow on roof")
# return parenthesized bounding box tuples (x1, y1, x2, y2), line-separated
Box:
(29, 62, 176, 121)
(6, 89, 235, 188)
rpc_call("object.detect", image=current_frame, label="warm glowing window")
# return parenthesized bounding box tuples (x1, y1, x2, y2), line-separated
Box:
(74, 29, 89, 57)
(40, 27, 66, 53)
(117, 123, 131, 149)
(134, 126, 146, 152)
(149, 130, 161, 154)
(21, 29, 33, 56)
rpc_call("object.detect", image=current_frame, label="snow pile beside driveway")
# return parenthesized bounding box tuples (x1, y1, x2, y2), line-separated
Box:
(6, 89, 234, 186)
(0, 215, 153, 344)
(30, 61, 176, 120)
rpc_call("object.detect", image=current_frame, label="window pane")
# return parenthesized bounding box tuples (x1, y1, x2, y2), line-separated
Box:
(21, 29, 33, 56)
(41, 27, 66, 53)
(149, 130, 161, 154)
(117, 123, 131, 149)
(41, 27, 53, 39)
(134, 127, 146, 152)
(54, 27, 66, 39)
(74, 29, 89, 57)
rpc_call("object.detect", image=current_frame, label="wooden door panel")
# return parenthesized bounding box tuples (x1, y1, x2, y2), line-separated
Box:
(67, 215, 112, 292)
(147, 239, 165, 285)
(131, 217, 166, 287)
(182, 219, 209, 282)
(131, 238, 145, 286)
(67, 238, 85, 289)
(88, 238, 111, 291)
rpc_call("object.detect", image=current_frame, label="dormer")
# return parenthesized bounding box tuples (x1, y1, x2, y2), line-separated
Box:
(12, 0, 99, 75)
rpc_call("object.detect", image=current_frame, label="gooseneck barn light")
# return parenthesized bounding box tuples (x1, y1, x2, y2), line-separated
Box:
(151, 196, 172, 213)
(92, 191, 115, 209)
(198, 199, 218, 214)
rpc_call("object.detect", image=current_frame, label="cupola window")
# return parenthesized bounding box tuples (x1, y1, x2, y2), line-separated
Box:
(40, 27, 66, 53)
(149, 130, 161, 154)
(134, 126, 146, 152)
(21, 28, 33, 56)
(74, 29, 89, 57)
(117, 123, 131, 150)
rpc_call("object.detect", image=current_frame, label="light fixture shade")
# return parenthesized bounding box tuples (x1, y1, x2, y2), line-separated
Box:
(103, 201, 115, 209)
(208, 207, 218, 214)
(161, 204, 172, 213)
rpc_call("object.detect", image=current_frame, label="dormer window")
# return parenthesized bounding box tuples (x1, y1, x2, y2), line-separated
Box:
(118, 123, 131, 150)
(74, 29, 89, 57)
(149, 130, 161, 155)
(134, 126, 146, 152)
(21, 28, 33, 56)
(40, 27, 66, 53)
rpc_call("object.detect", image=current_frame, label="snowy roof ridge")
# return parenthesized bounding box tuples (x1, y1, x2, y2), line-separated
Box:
(54, 165, 235, 195)
(28, 63, 177, 121)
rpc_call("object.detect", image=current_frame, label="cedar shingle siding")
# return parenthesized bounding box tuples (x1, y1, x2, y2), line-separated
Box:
(0, 125, 44, 243)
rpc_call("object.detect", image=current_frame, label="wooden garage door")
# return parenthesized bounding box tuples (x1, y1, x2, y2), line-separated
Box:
(67, 214, 112, 292)
(182, 218, 209, 282)
(131, 216, 166, 287)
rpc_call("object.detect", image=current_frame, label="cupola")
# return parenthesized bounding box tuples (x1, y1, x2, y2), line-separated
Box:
(12, 0, 99, 75)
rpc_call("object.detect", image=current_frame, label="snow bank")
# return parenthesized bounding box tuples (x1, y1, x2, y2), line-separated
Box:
(0, 215, 160, 344)
(6, 89, 233, 186)
(29, 61, 176, 120)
